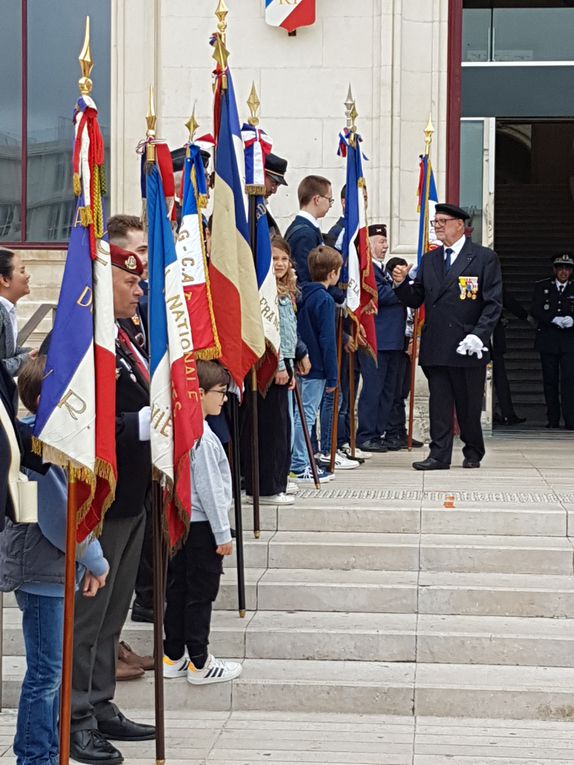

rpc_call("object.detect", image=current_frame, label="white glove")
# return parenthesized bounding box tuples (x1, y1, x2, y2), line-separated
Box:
(138, 406, 151, 441)
(552, 317, 566, 328)
(456, 333, 488, 359)
(562, 316, 574, 328)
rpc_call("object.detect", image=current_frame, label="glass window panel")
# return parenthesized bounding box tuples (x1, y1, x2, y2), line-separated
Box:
(463, 9, 491, 62)
(26, 0, 111, 242)
(460, 121, 484, 244)
(494, 8, 574, 62)
(0, 1, 22, 242)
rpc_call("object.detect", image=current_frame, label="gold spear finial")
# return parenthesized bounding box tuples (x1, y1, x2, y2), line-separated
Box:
(424, 113, 435, 156)
(215, 0, 229, 38)
(212, 1, 230, 83)
(186, 107, 199, 141)
(247, 82, 261, 127)
(146, 85, 157, 164)
(78, 16, 93, 96)
(344, 84, 354, 129)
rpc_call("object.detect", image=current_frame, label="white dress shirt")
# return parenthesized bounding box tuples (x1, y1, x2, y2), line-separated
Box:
(298, 210, 321, 229)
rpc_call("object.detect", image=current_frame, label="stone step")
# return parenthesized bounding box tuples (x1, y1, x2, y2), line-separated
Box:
(5, 657, 574, 719)
(5, 609, 574, 668)
(238, 502, 567, 537)
(5, 569, 574, 619)
(230, 532, 574, 575)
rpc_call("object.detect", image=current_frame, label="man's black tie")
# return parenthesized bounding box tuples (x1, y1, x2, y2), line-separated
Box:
(444, 247, 454, 275)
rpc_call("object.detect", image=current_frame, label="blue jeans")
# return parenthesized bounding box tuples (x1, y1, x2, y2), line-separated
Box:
(291, 377, 326, 473)
(14, 590, 64, 765)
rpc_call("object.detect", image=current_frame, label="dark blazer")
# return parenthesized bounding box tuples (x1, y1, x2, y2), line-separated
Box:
(285, 215, 323, 287)
(493, 288, 528, 355)
(374, 262, 407, 352)
(266, 208, 281, 237)
(325, 217, 345, 250)
(0, 302, 29, 377)
(105, 336, 151, 521)
(531, 278, 574, 355)
(395, 238, 503, 367)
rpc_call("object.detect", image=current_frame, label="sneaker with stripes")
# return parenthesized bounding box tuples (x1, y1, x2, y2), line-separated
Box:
(162, 654, 189, 679)
(186, 654, 242, 685)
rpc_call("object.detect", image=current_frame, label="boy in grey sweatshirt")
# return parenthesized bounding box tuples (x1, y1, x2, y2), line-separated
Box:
(162, 361, 242, 685)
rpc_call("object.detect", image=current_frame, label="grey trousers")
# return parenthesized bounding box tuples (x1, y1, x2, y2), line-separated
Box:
(71, 512, 146, 731)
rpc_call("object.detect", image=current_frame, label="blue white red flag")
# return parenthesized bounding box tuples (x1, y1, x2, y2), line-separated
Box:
(417, 154, 440, 263)
(242, 123, 280, 393)
(209, 57, 265, 388)
(339, 127, 377, 359)
(265, 0, 316, 33)
(177, 143, 220, 360)
(147, 164, 204, 549)
(34, 95, 116, 543)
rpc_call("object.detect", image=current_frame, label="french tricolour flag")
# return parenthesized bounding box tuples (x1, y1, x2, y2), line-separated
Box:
(265, 0, 316, 33)
(147, 164, 204, 549)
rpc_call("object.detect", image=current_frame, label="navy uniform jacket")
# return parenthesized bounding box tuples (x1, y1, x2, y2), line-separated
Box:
(373, 262, 407, 352)
(394, 238, 503, 367)
(530, 278, 574, 355)
(284, 215, 323, 286)
(105, 336, 151, 521)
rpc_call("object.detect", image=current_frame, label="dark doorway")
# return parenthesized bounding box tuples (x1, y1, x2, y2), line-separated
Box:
(494, 120, 574, 426)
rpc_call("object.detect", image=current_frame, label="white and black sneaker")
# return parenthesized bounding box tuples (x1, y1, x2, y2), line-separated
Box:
(163, 654, 189, 679)
(316, 451, 359, 470)
(187, 654, 242, 685)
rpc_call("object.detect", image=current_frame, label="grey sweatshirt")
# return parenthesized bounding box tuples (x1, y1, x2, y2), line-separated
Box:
(190, 420, 233, 545)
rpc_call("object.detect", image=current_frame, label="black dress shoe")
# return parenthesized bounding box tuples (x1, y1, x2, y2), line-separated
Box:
(462, 458, 481, 469)
(358, 439, 388, 453)
(412, 457, 450, 471)
(503, 415, 526, 425)
(98, 711, 155, 742)
(70, 729, 123, 765)
(131, 602, 153, 623)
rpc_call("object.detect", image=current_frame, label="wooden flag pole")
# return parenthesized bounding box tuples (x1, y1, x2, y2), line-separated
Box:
(407, 116, 434, 450)
(348, 350, 357, 458)
(229, 393, 247, 616)
(245, 82, 264, 540)
(151, 481, 167, 765)
(328, 311, 344, 473)
(58, 474, 77, 765)
(144, 87, 168, 765)
(293, 378, 321, 489)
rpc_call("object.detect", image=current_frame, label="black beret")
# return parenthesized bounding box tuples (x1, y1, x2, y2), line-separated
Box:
(434, 203, 469, 221)
(170, 147, 186, 172)
(368, 223, 387, 237)
(265, 153, 288, 186)
(553, 252, 574, 267)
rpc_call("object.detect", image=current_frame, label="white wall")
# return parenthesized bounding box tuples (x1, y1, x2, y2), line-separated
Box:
(113, 0, 449, 262)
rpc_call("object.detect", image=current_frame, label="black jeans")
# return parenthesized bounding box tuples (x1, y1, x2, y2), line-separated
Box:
(163, 522, 223, 665)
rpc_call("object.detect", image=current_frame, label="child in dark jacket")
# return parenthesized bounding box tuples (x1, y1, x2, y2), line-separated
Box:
(290, 245, 342, 483)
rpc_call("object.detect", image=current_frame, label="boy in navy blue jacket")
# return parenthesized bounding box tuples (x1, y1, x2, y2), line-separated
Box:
(291, 245, 343, 483)
(285, 175, 333, 286)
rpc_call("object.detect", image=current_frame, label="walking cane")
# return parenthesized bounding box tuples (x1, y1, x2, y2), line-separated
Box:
(293, 378, 321, 489)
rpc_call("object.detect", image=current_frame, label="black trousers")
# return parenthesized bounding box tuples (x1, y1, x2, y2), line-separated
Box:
(242, 381, 291, 496)
(492, 347, 516, 420)
(540, 352, 574, 427)
(422, 365, 487, 465)
(134, 493, 153, 610)
(71, 513, 146, 731)
(357, 350, 402, 445)
(386, 352, 410, 439)
(163, 521, 223, 664)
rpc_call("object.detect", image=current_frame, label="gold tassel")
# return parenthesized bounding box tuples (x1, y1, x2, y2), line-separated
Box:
(73, 173, 81, 197)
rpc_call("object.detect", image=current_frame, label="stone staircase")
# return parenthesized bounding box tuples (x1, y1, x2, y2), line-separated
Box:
(3, 442, 574, 720)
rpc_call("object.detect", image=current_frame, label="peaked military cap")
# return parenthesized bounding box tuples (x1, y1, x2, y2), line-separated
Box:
(553, 252, 574, 268)
(434, 203, 469, 221)
(265, 153, 288, 186)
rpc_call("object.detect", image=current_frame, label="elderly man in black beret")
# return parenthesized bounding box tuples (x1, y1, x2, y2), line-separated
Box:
(392, 203, 503, 470)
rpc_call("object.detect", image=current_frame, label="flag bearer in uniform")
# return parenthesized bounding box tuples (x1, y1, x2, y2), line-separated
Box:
(392, 203, 503, 470)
